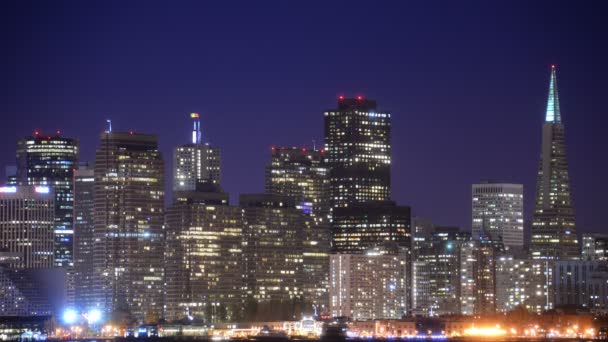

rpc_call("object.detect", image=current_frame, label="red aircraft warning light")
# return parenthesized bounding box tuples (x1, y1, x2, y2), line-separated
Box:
(357, 95, 363, 100)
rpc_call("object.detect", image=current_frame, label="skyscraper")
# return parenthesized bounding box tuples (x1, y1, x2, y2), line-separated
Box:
(73, 164, 96, 311)
(460, 240, 496, 315)
(174, 113, 221, 191)
(324, 97, 391, 208)
(530, 66, 579, 260)
(16, 133, 78, 268)
(93, 131, 165, 320)
(472, 182, 524, 250)
(265, 147, 330, 311)
(165, 190, 243, 322)
(0, 185, 54, 269)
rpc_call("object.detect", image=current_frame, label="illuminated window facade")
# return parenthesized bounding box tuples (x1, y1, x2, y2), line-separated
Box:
(73, 164, 96, 312)
(265, 147, 331, 311)
(472, 183, 524, 249)
(93, 132, 165, 320)
(495, 256, 554, 314)
(165, 192, 243, 322)
(582, 234, 608, 261)
(173, 144, 221, 192)
(329, 245, 408, 320)
(331, 201, 411, 253)
(173, 114, 221, 192)
(16, 134, 78, 268)
(412, 229, 469, 316)
(240, 194, 305, 303)
(531, 67, 579, 260)
(324, 98, 391, 208)
(459, 241, 496, 315)
(0, 185, 54, 269)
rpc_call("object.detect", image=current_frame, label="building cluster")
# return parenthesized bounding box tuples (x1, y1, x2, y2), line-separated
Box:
(0, 67, 607, 325)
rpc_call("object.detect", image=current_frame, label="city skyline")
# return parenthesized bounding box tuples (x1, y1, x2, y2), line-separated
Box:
(2, 2, 606, 235)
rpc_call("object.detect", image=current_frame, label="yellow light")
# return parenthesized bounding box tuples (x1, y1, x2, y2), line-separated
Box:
(191, 113, 200, 118)
(464, 325, 507, 337)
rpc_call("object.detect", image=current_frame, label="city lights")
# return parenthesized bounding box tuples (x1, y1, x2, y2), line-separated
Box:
(62, 309, 78, 324)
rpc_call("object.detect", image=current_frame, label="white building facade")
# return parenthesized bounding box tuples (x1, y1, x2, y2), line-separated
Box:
(472, 183, 524, 249)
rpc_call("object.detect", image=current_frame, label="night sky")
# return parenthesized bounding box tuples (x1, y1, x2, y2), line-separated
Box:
(1, 1, 607, 234)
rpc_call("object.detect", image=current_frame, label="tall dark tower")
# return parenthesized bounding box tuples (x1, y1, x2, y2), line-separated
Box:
(16, 133, 78, 268)
(324, 97, 391, 208)
(531, 66, 579, 260)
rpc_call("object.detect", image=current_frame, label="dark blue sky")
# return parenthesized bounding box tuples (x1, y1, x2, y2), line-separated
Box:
(1, 1, 607, 233)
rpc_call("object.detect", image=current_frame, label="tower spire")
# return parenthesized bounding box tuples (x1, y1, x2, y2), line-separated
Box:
(190, 113, 202, 144)
(545, 65, 561, 123)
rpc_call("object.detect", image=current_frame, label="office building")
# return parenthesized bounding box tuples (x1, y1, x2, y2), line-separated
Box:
(460, 240, 497, 315)
(412, 238, 461, 316)
(0, 185, 54, 269)
(582, 234, 608, 261)
(472, 182, 524, 249)
(93, 131, 165, 320)
(165, 189, 243, 322)
(329, 244, 408, 320)
(73, 164, 96, 311)
(265, 147, 331, 310)
(554, 260, 608, 310)
(411, 217, 434, 259)
(531, 67, 579, 260)
(174, 113, 221, 191)
(495, 256, 554, 313)
(324, 97, 391, 208)
(331, 201, 411, 253)
(16, 133, 78, 268)
(240, 194, 304, 302)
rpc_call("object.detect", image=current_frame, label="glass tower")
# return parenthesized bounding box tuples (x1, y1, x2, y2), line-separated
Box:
(16, 133, 78, 268)
(530, 66, 579, 260)
(324, 97, 391, 208)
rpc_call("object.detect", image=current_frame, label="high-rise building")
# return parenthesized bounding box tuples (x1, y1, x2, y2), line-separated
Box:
(16, 133, 78, 268)
(531, 66, 579, 260)
(265, 147, 331, 311)
(582, 234, 608, 261)
(329, 244, 409, 320)
(324, 97, 391, 208)
(495, 255, 554, 314)
(331, 201, 411, 253)
(165, 189, 243, 322)
(412, 238, 461, 316)
(460, 241, 496, 315)
(472, 183, 524, 250)
(240, 194, 304, 303)
(93, 131, 165, 320)
(0, 185, 55, 269)
(73, 164, 95, 311)
(173, 113, 221, 192)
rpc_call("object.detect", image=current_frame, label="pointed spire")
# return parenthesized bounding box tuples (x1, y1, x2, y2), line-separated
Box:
(545, 65, 562, 123)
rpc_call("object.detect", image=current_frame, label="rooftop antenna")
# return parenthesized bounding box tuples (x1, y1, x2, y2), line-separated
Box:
(190, 113, 202, 144)
(106, 119, 112, 133)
